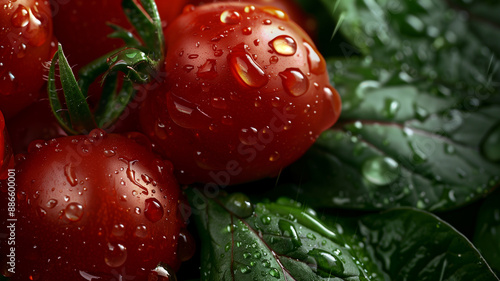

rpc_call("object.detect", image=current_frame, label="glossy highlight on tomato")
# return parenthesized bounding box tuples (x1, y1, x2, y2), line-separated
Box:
(0, 0, 56, 118)
(10, 130, 185, 280)
(140, 3, 341, 185)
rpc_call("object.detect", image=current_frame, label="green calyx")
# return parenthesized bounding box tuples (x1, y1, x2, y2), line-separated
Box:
(48, 0, 165, 135)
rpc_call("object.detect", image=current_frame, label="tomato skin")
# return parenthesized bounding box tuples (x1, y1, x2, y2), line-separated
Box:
(10, 130, 183, 280)
(140, 3, 341, 185)
(0, 0, 56, 118)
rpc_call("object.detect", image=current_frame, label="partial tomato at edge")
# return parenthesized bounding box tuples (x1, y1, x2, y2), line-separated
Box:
(0, 110, 13, 179)
(0, 0, 56, 118)
(140, 3, 341, 185)
(8, 130, 188, 280)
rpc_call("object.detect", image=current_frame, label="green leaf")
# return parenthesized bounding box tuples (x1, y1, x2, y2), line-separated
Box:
(474, 189, 500, 274)
(188, 190, 498, 280)
(329, 207, 499, 280)
(188, 189, 381, 281)
(48, 44, 96, 135)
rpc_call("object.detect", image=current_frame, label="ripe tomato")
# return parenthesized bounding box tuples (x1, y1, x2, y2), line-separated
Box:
(0, 110, 13, 179)
(140, 3, 341, 185)
(0, 0, 56, 118)
(10, 130, 186, 279)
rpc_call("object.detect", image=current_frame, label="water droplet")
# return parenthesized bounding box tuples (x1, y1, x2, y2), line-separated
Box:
(144, 198, 164, 223)
(362, 156, 400, 186)
(481, 124, 500, 162)
(278, 220, 302, 249)
(244, 5, 255, 13)
(279, 68, 309, 97)
(166, 91, 212, 129)
(11, 5, 29, 27)
(414, 104, 429, 121)
(239, 127, 259, 145)
(384, 98, 400, 119)
(242, 27, 252, 35)
(183, 65, 194, 72)
(269, 151, 280, 162)
(269, 268, 280, 278)
(261, 7, 288, 20)
(36, 207, 47, 218)
(240, 265, 251, 274)
(269, 35, 297, 56)
(444, 143, 455, 154)
(197, 59, 217, 79)
(308, 249, 345, 277)
(303, 42, 326, 74)
(177, 228, 196, 262)
(188, 54, 199, 59)
(112, 224, 126, 237)
(220, 10, 241, 24)
(46, 199, 58, 209)
(409, 141, 428, 164)
(261, 215, 271, 225)
(64, 202, 84, 222)
(64, 163, 78, 187)
(262, 19, 272, 25)
(224, 193, 254, 218)
(103, 150, 116, 157)
(269, 56, 279, 64)
(104, 243, 127, 268)
(134, 224, 148, 238)
(228, 44, 268, 88)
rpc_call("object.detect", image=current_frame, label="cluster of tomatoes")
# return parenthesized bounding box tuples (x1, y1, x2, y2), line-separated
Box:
(1, 0, 341, 279)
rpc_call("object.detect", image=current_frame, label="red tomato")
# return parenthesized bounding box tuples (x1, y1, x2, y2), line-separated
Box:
(10, 130, 185, 279)
(0, 0, 56, 118)
(140, 3, 341, 185)
(0, 110, 13, 179)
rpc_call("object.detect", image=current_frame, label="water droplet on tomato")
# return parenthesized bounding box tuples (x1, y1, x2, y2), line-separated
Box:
(261, 7, 288, 21)
(64, 202, 84, 222)
(239, 127, 258, 145)
(64, 163, 78, 187)
(177, 228, 196, 262)
(228, 44, 268, 88)
(242, 27, 252, 35)
(303, 42, 326, 74)
(36, 207, 47, 218)
(269, 56, 279, 64)
(279, 68, 309, 97)
(11, 5, 29, 27)
(112, 224, 126, 237)
(104, 243, 128, 268)
(166, 92, 212, 129)
(103, 150, 116, 157)
(263, 19, 272, 25)
(269, 151, 280, 162)
(220, 10, 241, 24)
(362, 156, 400, 186)
(481, 124, 500, 162)
(144, 198, 164, 223)
(134, 224, 149, 238)
(269, 35, 297, 56)
(134, 207, 141, 215)
(214, 49, 224, 57)
(197, 59, 217, 79)
(244, 5, 255, 13)
(211, 97, 227, 109)
(46, 199, 57, 209)
(183, 65, 194, 73)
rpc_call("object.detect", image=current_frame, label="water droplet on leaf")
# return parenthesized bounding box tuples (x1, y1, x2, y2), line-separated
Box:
(362, 156, 400, 186)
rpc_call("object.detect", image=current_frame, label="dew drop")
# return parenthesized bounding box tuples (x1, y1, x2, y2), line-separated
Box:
(481, 124, 500, 162)
(211, 97, 227, 110)
(177, 228, 196, 262)
(197, 59, 217, 79)
(269, 151, 280, 162)
(261, 7, 288, 20)
(134, 224, 148, 238)
(279, 68, 309, 97)
(261, 215, 271, 225)
(228, 44, 268, 88)
(104, 243, 128, 268)
(308, 248, 345, 277)
(220, 10, 241, 24)
(183, 64, 194, 73)
(269, 268, 280, 278)
(103, 150, 116, 157)
(46, 199, 58, 209)
(223, 193, 253, 218)
(244, 5, 255, 13)
(303, 42, 326, 74)
(64, 202, 84, 222)
(269, 35, 297, 56)
(144, 198, 164, 223)
(239, 127, 259, 145)
(11, 5, 29, 27)
(112, 224, 126, 237)
(263, 19, 272, 25)
(166, 91, 212, 129)
(36, 207, 47, 218)
(64, 163, 78, 187)
(414, 104, 429, 121)
(242, 27, 252, 35)
(384, 98, 400, 119)
(278, 220, 302, 249)
(362, 156, 400, 186)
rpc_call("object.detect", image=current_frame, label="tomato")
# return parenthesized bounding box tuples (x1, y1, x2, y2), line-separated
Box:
(9, 130, 187, 280)
(0, 0, 56, 118)
(0, 110, 13, 179)
(139, 3, 341, 185)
